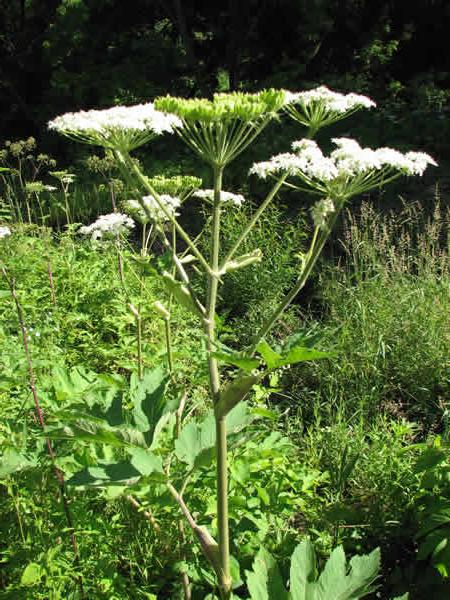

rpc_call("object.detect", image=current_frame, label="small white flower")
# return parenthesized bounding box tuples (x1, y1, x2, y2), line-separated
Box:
(286, 86, 376, 112)
(251, 137, 437, 201)
(193, 189, 245, 206)
(404, 151, 438, 176)
(79, 212, 134, 240)
(48, 103, 182, 150)
(284, 86, 375, 131)
(250, 142, 337, 182)
(310, 198, 335, 229)
(125, 194, 181, 223)
(0, 226, 11, 239)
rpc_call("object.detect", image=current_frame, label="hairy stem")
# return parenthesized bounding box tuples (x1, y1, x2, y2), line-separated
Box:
(206, 166, 232, 598)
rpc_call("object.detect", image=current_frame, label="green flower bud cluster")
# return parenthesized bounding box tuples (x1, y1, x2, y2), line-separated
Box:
(146, 174, 202, 199)
(155, 89, 287, 124)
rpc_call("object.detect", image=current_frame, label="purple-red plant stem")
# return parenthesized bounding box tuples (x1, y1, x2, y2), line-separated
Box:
(1, 266, 84, 597)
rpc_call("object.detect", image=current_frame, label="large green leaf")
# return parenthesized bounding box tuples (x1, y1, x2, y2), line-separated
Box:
(316, 546, 380, 600)
(21, 563, 42, 586)
(246, 546, 289, 600)
(290, 539, 317, 600)
(162, 271, 203, 317)
(68, 462, 142, 487)
(175, 402, 252, 468)
(127, 447, 165, 479)
(48, 416, 147, 449)
(257, 339, 331, 371)
(215, 374, 260, 417)
(130, 367, 169, 444)
(175, 414, 216, 469)
(67, 449, 164, 487)
(0, 448, 38, 478)
(211, 350, 260, 373)
(245, 541, 380, 600)
(47, 366, 125, 425)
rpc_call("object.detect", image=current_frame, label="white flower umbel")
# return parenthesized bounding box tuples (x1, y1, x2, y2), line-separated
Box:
(284, 86, 376, 132)
(125, 194, 181, 224)
(251, 138, 437, 201)
(48, 103, 182, 151)
(79, 212, 135, 240)
(193, 189, 245, 207)
(0, 226, 11, 239)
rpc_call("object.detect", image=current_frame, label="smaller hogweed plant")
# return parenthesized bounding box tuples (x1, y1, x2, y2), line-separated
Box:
(48, 87, 436, 598)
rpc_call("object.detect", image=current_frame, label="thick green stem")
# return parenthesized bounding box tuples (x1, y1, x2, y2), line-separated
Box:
(205, 166, 232, 598)
(215, 416, 231, 597)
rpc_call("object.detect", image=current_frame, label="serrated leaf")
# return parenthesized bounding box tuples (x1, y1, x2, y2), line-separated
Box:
(290, 538, 317, 600)
(48, 418, 147, 448)
(175, 414, 216, 469)
(246, 546, 289, 600)
(211, 351, 260, 373)
(256, 340, 281, 371)
(342, 548, 381, 598)
(175, 403, 253, 468)
(130, 367, 169, 445)
(68, 461, 142, 487)
(257, 339, 331, 371)
(128, 447, 165, 479)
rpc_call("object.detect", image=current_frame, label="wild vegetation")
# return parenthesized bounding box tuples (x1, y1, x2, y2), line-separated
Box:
(0, 83, 449, 600)
(1, 2, 450, 599)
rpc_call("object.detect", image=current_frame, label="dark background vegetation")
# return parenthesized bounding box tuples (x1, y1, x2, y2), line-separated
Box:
(1, 0, 450, 154)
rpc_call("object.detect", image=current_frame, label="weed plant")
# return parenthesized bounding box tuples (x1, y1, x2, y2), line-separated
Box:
(284, 194, 450, 428)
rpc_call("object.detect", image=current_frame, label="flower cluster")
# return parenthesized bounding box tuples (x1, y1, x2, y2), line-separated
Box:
(79, 212, 135, 240)
(251, 138, 437, 200)
(285, 86, 375, 112)
(125, 195, 181, 224)
(48, 103, 182, 151)
(25, 182, 57, 193)
(310, 198, 335, 229)
(284, 86, 375, 131)
(250, 140, 337, 181)
(147, 175, 202, 200)
(50, 170, 77, 185)
(328, 138, 437, 177)
(0, 225, 11, 239)
(155, 90, 288, 124)
(193, 189, 245, 207)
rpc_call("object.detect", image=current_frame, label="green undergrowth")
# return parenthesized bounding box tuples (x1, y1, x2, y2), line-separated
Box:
(0, 194, 449, 598)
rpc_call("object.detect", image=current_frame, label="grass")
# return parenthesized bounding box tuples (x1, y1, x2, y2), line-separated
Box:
(282, 194, 450, 428)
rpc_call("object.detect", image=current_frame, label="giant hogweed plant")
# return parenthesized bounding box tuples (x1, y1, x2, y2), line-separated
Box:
(44, 88, 436, 598)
